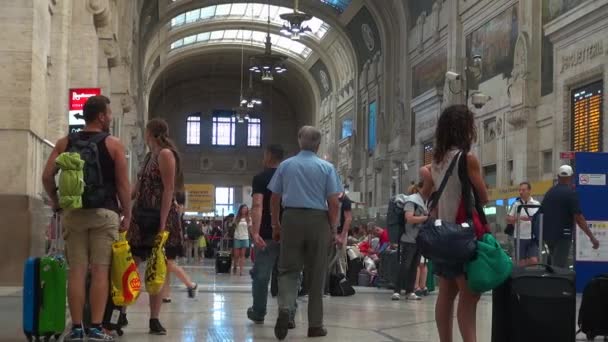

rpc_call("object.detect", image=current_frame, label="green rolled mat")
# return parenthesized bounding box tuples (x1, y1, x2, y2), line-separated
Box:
(426, 260, 435, 292)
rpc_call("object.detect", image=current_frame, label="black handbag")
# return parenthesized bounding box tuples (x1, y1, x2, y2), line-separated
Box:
(416, 152, 477, 264)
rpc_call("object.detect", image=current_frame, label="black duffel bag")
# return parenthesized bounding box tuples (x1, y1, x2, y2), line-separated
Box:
(416, 151, 477, 264)
(417, 219, 476, 264)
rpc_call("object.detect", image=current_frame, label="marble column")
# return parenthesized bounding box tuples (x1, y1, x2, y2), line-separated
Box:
(0, 0, 55, 285)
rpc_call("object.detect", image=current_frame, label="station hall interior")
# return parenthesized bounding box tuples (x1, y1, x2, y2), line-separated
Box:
(2, 0, 608, 341)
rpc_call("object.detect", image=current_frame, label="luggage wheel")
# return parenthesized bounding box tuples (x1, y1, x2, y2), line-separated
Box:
(116, 328, 124, 336)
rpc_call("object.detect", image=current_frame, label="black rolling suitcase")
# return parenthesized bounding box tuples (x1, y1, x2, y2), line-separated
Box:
(577, 274, 608, 341)
(83, 274, 126, 336)
(215, 237, 232, 274)
(492, 204, 576, 342)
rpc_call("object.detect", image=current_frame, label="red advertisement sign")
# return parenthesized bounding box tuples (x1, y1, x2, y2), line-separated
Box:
(69, 88, 101, 111)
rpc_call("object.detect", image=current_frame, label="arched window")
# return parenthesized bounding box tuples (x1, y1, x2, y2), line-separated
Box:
(186, 115, 201, 145)
(247, 118, 261, 147)
(212, 114, 236, 146)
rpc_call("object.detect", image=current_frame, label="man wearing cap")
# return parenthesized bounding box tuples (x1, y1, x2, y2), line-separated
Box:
(541, 165, 599, 268)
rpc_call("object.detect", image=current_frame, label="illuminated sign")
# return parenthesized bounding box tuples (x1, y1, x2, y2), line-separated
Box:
(572, 82, 603, 153)
(68, 88, 101, 131)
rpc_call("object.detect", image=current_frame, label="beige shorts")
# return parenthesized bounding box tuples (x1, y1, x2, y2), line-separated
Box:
(62, 208, 119, 266)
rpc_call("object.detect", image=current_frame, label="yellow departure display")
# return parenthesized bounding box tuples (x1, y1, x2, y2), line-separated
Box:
(572, 82, 603, 152)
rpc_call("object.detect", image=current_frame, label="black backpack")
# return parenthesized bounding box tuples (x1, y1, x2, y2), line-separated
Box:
(387, 195, 407, 244)
(186, 223, 202, 241)
(67, 132, 109, 208)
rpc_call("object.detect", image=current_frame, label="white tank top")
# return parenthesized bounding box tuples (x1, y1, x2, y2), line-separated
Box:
(431, 149, 463, 222)
(234, 218, 250, 240)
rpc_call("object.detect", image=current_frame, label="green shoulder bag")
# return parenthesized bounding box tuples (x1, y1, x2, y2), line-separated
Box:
(465, 233, 512, 293)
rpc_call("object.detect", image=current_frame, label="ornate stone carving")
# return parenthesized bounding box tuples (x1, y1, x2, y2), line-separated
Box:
(87, 0, 111, 28)
(100, 38, 119, 68)
(361, 24, 375, 52)
(496, 117, 503, 136)
(120, 95, 134, 113)
(417, 12, 426, 53)
(338, 139, 352, 171)
(507, 32, 535, 129)
(505, 107, 531, 130)
(432, 2, 442, 42)
(483, 118, 497, 143)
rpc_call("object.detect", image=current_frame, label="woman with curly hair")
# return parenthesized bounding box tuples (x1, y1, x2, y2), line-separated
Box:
(420, 105, 488, 342)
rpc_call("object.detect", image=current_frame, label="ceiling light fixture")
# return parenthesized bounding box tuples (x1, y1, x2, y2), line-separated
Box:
(280, 0, 312, 40)
(249, 0, 288, 81)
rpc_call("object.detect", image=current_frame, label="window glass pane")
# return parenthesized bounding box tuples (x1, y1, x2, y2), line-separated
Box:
(215, 4, 231, 16)
(231, 3, 247, 16)
(251, 3, 264, 17)
(215, 187, 229, 204)
(185, 9, 200, 23)
(186, 115, 201, 145)
(171, 14, 185, 27)
(210, 31, 224, 40)
(212, 116, 235, 146)
(200, 6, 216, 19)
(341, 119, 352, 139)
(170, 39, 183, 49)
(248, 118, 261, 146)
(197, 32, 211, 42)
(169, 3, 331, 40)
(183, 35, 196, 45)
(223, 30, 238, 40)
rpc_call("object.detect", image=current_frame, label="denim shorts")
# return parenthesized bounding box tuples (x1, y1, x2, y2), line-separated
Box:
(517, 239, 539, 260)
(433, 262, 465, 279)
(234, 239, 250, 249)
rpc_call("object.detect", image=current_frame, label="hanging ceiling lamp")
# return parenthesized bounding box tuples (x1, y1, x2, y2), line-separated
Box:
(234, 36, 255, 122)
(280, 0, 312, 40)
(241, 72, 263, 108)
(249, 1, 288, 81)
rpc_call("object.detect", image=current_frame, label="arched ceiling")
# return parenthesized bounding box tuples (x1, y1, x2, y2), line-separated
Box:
(148, 49, 319, 127)
(141, 0, 359, 123)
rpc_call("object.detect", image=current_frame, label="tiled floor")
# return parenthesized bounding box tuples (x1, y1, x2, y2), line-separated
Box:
(0, 260, 591, 341)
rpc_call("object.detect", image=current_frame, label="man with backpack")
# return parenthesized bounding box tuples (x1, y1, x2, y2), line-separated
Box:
(185, 220, 203, 264)
(391, 183, 428, 301)
(42, 95, 131, 342)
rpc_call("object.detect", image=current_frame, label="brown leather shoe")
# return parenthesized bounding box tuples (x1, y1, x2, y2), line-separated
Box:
(274, 309, 290, 340)
(307, 327, 328, 338)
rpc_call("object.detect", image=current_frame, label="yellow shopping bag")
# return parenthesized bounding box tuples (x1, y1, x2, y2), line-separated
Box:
(145, 231, 169, 295)
(111, 232, 141, 306)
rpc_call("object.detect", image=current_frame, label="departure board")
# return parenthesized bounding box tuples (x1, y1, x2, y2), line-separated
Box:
(423, 142, 434, 166)
(572, 81, 603, 152)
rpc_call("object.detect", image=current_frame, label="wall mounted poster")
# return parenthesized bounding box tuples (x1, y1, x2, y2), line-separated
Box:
(368, 101, 377, 152)
(577, 221, 608, 262)
(412, 47, 447, 98)
(466, 5, 518, 83)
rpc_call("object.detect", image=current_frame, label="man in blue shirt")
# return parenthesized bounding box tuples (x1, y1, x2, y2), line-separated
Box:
(268, 126, 342, 340)
(542, 165, 599, 267)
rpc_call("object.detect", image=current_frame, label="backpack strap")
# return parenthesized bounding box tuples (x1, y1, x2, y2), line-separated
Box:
(427, 152, 461, 213)
(88, 132, 110, 144)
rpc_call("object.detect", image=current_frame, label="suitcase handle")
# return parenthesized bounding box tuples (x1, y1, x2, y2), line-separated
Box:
(522, 263, 555, 273)
(516, 204, 542, 214)
(39, 282, 45, 310)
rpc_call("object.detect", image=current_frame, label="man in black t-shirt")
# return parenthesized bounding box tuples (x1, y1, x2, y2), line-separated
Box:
(542, 165, 599, 267)
(248, 145, 294, 326)
(335, 192, 353, 273)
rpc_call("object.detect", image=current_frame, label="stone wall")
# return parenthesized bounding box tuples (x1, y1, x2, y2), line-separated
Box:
(0, 0, 138, 285)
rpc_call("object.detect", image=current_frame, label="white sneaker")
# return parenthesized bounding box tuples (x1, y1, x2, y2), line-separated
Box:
(391, 293, 401, 301)
(405, 293, 421, 300)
